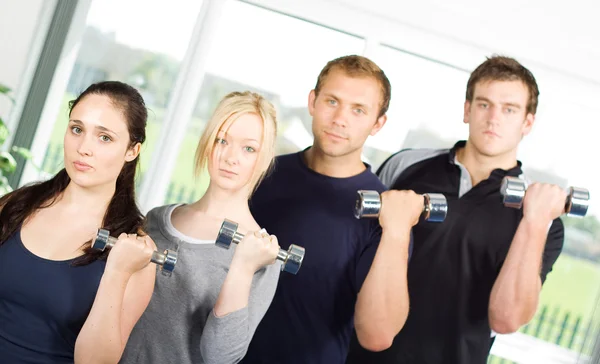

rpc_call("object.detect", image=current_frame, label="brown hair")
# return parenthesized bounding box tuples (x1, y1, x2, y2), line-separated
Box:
(314, 55, 391, 118)
(466, 55, 539, 115)
(0, 81, 147, 266)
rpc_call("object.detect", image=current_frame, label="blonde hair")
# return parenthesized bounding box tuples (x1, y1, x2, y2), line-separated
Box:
(194, 91, 278, 197)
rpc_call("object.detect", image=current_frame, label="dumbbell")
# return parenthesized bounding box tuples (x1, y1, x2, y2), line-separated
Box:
(216, 219, 305, 275)
(354, 190, 448, 222)
(92, 229, 178, 276)
(500, 176, 590, 217)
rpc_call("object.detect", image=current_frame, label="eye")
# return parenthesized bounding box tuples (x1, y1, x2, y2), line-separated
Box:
(354, 108, 365, 115)
(327, 99, 337, 106)
(505, 107, 515, 114)
(215, 138, 227, 145)
(71, 126, 82, 134)
(100, 135, 112, 142)
(244, 146, 256, 153)
(479, 103, 489, 109)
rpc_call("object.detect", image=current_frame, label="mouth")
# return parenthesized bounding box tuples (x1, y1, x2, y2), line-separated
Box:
(219, 169, 238, 176)
(483, 130, 500, 138)
(73, 161, 92, 171)
(324, 131, 347, 141)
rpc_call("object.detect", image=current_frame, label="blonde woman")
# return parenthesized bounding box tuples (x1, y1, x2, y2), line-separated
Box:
(120, 91, 281, 364)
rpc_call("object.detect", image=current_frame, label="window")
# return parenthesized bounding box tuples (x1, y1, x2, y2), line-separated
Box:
(36, 0, 204, 186)
(163, 0, 365, 204)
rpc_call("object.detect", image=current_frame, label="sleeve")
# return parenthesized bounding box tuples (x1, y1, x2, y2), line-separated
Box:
(376, 152, 403, 188)
(199, 263, 280, 364)
(354, 221, 414, 294)
(540, 217, 565, 284)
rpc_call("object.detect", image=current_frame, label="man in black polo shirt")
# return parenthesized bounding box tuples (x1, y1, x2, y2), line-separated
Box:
(346, 55, 567, 364)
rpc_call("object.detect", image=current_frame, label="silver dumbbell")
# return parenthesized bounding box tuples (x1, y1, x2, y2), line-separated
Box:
(354, 190, 448, 222)
(92, 229, 178, 276)
(216, 219, 305, 275)
(500, 176, 590, 217)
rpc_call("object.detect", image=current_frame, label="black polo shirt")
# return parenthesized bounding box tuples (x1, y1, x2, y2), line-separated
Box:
(346, 140, 564, 364)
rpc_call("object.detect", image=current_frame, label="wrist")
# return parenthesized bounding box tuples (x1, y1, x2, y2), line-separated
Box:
(102, 267, 133, 282)
(229, 258, 257, 277)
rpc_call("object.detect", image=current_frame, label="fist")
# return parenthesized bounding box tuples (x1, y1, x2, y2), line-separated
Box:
(231, 228, 280, 274)
(379, 190, 425, 230)
(523, 183, 567, 224)
(105, 233, 156, 276)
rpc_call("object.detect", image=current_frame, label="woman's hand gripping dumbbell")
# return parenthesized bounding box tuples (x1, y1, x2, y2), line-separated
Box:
(500, 176, 590, 218)
(216, 219, 305, 275)
(354, 190, 448, 223)
(92, 229, 178, 276)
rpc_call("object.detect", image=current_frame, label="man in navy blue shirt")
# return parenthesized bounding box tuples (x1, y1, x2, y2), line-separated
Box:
(241, 55, 426, 364)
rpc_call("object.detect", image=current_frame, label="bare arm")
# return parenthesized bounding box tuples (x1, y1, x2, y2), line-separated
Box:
(489, 217, 547, 333)
(354, 227, 410, 352)
(489, 183, 566, 334)
(74, 235, 156, 364)
(353, 190, 424, 352)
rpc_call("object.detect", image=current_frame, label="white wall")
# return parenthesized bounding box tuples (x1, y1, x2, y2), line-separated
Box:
(0, 0, 56, 132)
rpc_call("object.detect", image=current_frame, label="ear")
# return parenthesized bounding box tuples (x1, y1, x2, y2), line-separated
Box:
(308, 90, 316, 117)
(463, 100, 471, 124)
(521, 112, 535, 137)
(369, 114, 388, 136)
(125, 142, 141, 162)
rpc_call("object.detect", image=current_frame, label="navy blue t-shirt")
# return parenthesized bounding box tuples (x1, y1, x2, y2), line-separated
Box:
(241, 151, 389, 364)
(0, 228, 105, 363)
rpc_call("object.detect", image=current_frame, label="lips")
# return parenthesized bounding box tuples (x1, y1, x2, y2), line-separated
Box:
(219, 168, 237, 176)
(324, 131, 347, 140)
(484, 130, 500, 137)
(73, 161, 92, 171)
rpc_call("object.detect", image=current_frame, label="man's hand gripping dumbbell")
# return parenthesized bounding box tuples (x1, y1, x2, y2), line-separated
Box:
(92, 229, 178, 276)
(216, 219, 305, 275)
(500, 176, 590, 218)
(355, 190, 448, 222)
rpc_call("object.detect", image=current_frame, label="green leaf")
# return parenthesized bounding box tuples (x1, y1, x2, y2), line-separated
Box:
(0, 84, 15, 104)
(0, 175, 12, 196)
(0, 151, 16, 174)
(11, 146, 34, 160)
(0, 84, 10, 94)
(0, 117, 8, 147)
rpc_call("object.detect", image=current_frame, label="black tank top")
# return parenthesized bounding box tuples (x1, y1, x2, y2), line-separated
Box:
(0, 228, 105, 363)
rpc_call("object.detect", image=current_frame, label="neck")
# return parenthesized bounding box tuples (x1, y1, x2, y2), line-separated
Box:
(190, 183, 252, 222)
(59, 181, 116, 217)
(304, 144, 366, 178)
(457, 139, 518, 186)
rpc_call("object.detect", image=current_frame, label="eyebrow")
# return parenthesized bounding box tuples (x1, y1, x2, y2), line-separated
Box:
(474, 96, 522, 109)
(217, 131, 259, 143)
(69, 119, 118, 136)
(323, 92, 370, 110)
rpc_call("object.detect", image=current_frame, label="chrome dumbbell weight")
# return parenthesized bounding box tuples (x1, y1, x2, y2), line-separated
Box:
(354, 190, 448, 222)
(500, 176, 590, 217)
(92, 229, 178, 276)
(216, 219, 305, 275)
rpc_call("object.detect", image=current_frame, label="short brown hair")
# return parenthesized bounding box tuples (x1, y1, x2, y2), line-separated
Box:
(314, 55, 391, 118)
(466, 55, 540, 115)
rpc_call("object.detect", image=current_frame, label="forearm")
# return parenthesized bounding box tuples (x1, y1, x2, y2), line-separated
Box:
(354, 228, 410, 351)
(489, 217, 548, 333)
(213, 262, 254, 317)
(75, 270, 131, 364)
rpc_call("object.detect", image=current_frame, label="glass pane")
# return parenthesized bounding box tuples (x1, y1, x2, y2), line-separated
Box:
(39, 0, 204, 186)
(164, 0, 365, 204)
(365, 45, 470, 170)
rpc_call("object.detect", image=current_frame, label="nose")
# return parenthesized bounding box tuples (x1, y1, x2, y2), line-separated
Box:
(223, 144, 239, 166)
(487, 105, 502, 126)
(77, 135, 93, 157)
(332, 106, 348, 128)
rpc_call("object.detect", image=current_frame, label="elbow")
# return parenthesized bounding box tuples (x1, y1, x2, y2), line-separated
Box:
(489, 314, 523, 334)
(356, 328, 397, 352)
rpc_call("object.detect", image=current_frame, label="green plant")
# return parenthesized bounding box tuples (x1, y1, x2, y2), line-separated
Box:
(0, 84, 36, 195)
